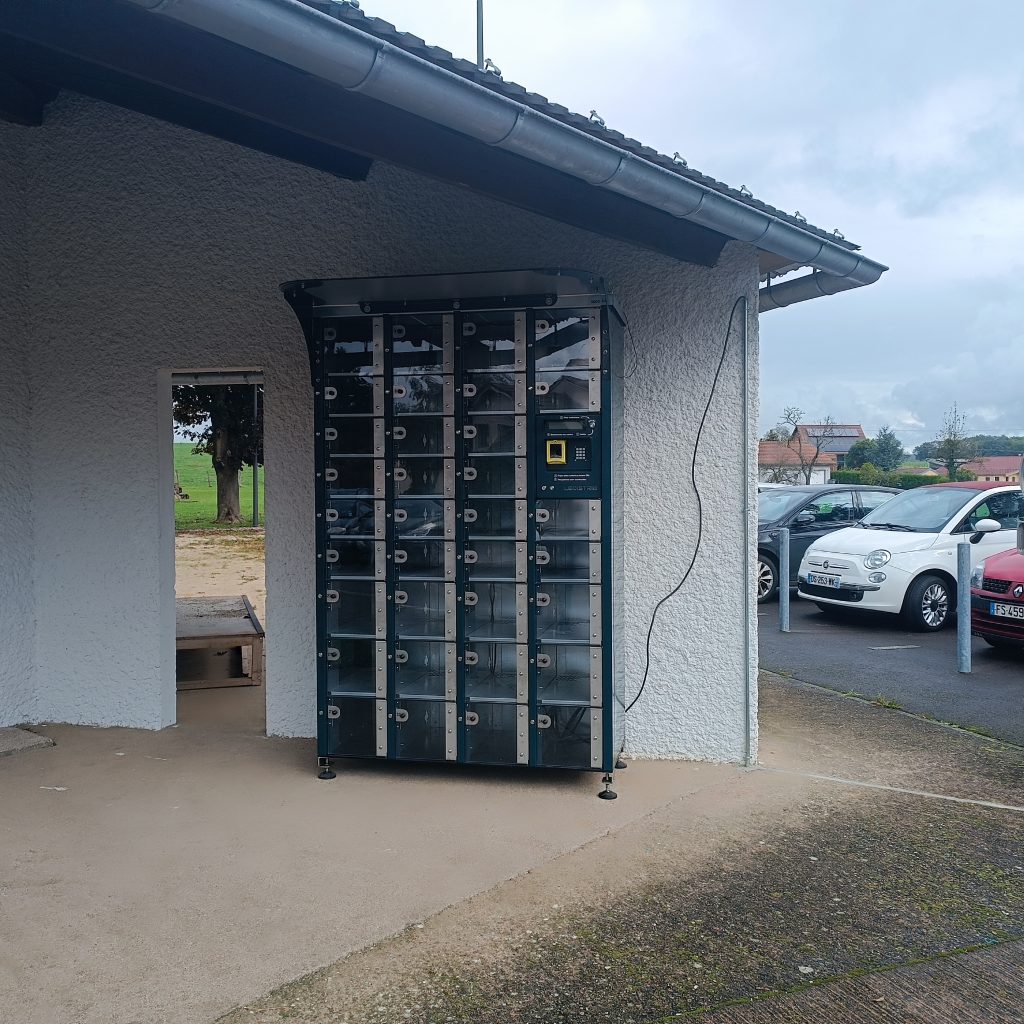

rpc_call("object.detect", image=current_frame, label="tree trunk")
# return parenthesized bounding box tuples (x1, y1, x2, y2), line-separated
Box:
(212, 425, 243, 523)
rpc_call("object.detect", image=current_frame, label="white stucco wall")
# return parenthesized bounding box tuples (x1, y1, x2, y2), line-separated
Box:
(0, 128, 37, 726)
(1, 93, 758, 760)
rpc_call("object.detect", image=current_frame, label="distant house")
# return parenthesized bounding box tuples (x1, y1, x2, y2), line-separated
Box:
(793, 424, 866, 469)
(758, 441, 838, 484)
(961, 456, 1022, 483)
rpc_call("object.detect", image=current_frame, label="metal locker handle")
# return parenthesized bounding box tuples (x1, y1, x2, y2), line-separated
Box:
(394, 590, 409, 605)
(464, 650, 479, 666)
(394, 708, 410, 723)
(536, 592, 551, 607)
(462, 321, 477, 336)
(326, 704, 341, 719)
(324, 386, 337, 401)
(536, 714, 552, 729)
(464, 592, 479, 607)
(535, 548, 551, 565)
(463, 382, 478, 398)
(394, 467, 408, 482)
(535, 508, 551, 524)
(535, 381, 550, 395)
(394, 649, 409, 664)
(463, 508, 478, 523)
(393, 549, 408, 564)
(325, 508, 339, 522)
(325, 549, 339, 563)
(536, 319, 550, 334)
(323, 326, 337, 342)
(393, 425, 407, 440)
(464, 711, 480, 726)
(325, 590, 339, 603)
(324, 468, 338, 482)
(393, 384, 407, 398)
(536, 653, 552, 668)
(394, 508, 408, 523)
(392, 324, 406, 339)
(463, 549, 478, 564)
(326, 647, 340, 663)
(463, 425, 478, 439)
(463, 467, 478, 481)
(324, 427, 338, 442)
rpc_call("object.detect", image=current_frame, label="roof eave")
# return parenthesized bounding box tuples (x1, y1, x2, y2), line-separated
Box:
(126, 0, 887, 308)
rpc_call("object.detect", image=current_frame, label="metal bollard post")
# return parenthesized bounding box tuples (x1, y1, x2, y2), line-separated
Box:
(779, 527, 791, 633)
(957, 540, 971, 674)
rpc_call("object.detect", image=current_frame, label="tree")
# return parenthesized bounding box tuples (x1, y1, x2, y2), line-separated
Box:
(845, 438, 878, 469)
(932, 403, 978, 481)
(779, 406, 839, 484)
(761, 424, 790, 443)
(873, 425, 905, 470)
(174, 385, 264, 524)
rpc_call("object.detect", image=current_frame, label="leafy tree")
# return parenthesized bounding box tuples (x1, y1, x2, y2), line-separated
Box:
(761, 424, 790, 443)
(779, 406, 839, 485)
(845, 438, 878, 469)
(858, 462, 882, 485)
(174, 385, 264, 524)
(873, 425, 905, 470)
(932, 403, 978, 481)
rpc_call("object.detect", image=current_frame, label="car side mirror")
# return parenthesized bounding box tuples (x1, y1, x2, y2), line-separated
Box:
(793, 511, 816, 527)
(970, 517, 1002, 544)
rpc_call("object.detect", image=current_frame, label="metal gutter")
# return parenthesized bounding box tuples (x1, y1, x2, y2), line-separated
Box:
(126, 0, 887, 306)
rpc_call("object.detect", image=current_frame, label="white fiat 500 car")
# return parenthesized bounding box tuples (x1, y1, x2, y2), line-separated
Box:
(796, 482, 1024, 631)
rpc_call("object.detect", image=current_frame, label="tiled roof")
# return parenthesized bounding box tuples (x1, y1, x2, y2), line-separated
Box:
(758, 441, 838, 469)
(963, 456, 1022, 477)
(298, 0, 858, 251)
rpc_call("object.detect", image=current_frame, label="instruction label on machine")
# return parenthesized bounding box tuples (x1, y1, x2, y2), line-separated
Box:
(535, 415, 602, 497)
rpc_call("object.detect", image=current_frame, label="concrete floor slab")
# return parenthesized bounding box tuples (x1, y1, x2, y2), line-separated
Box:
(0, 685, 707, 1024)
(0, 726, 54, 758)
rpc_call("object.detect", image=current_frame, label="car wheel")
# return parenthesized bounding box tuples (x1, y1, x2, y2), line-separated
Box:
(902, 574, 952, 631)
(982, 635, 1024, 651)
(757, 554, 778, 603)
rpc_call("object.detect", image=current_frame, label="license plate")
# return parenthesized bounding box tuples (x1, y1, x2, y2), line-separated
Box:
(807, 573, 842, 588)
(990, 602, 1024, 619)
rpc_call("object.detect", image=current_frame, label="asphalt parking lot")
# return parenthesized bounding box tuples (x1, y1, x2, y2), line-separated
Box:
(759, 593, 1024, 746)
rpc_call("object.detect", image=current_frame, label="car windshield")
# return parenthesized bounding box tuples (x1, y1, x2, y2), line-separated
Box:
(857, 487, 972, 533)
(758, 489, 813, 523)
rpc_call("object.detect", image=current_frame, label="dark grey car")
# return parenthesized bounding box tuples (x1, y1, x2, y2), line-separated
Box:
(757, 484, 900, 602)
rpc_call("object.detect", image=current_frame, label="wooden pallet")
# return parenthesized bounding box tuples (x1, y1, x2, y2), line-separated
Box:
(175, 595, 265, 690)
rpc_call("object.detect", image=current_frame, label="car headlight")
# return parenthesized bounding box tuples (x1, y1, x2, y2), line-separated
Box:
(863, 549, 891, 569)
(970, 559, 986, 589)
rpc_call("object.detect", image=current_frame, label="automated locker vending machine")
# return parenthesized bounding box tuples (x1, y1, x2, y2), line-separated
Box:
(282, 270, 624, 795)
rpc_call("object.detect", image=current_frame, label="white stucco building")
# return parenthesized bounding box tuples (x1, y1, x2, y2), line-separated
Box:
(0, 0, 885, 764)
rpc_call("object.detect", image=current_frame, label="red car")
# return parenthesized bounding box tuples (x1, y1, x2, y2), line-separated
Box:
(971, 543, 1024, 649)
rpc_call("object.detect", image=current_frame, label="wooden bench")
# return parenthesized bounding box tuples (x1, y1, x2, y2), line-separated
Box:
(175, 595, 265, 690)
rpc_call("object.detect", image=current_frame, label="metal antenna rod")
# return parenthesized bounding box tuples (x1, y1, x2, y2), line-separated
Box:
(476, 0, 484, 69)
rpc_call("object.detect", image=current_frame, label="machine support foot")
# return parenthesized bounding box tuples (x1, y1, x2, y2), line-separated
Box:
(598, 773, 618, 800)
(317, 757, 336, 780)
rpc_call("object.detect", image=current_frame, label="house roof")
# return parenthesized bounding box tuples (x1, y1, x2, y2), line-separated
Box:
(794, 424, 865, 455)
(0, 0, 887, 310)
(758, 441, 838, 469)
(962, 456, 1023, 477)
(296, 1, 848, 252)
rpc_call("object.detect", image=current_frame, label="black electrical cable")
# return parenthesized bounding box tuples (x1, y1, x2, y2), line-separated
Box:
(622, 295, 746, 717)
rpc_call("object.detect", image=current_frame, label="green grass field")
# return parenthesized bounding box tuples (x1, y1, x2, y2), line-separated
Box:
(174, 443, 265, 531)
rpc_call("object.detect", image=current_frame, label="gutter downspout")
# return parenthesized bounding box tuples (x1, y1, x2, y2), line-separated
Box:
(740, 295, 755, 766)
(124, 0, 887, 302)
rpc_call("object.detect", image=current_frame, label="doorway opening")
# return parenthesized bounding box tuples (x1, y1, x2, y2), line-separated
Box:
(170, 370, 266, 734)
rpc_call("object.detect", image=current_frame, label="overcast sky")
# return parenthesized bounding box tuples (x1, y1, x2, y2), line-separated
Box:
(363, 0, 1024, 450)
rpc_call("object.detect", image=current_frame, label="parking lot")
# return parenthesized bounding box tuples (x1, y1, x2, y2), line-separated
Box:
(759, 594, 1024, 746)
